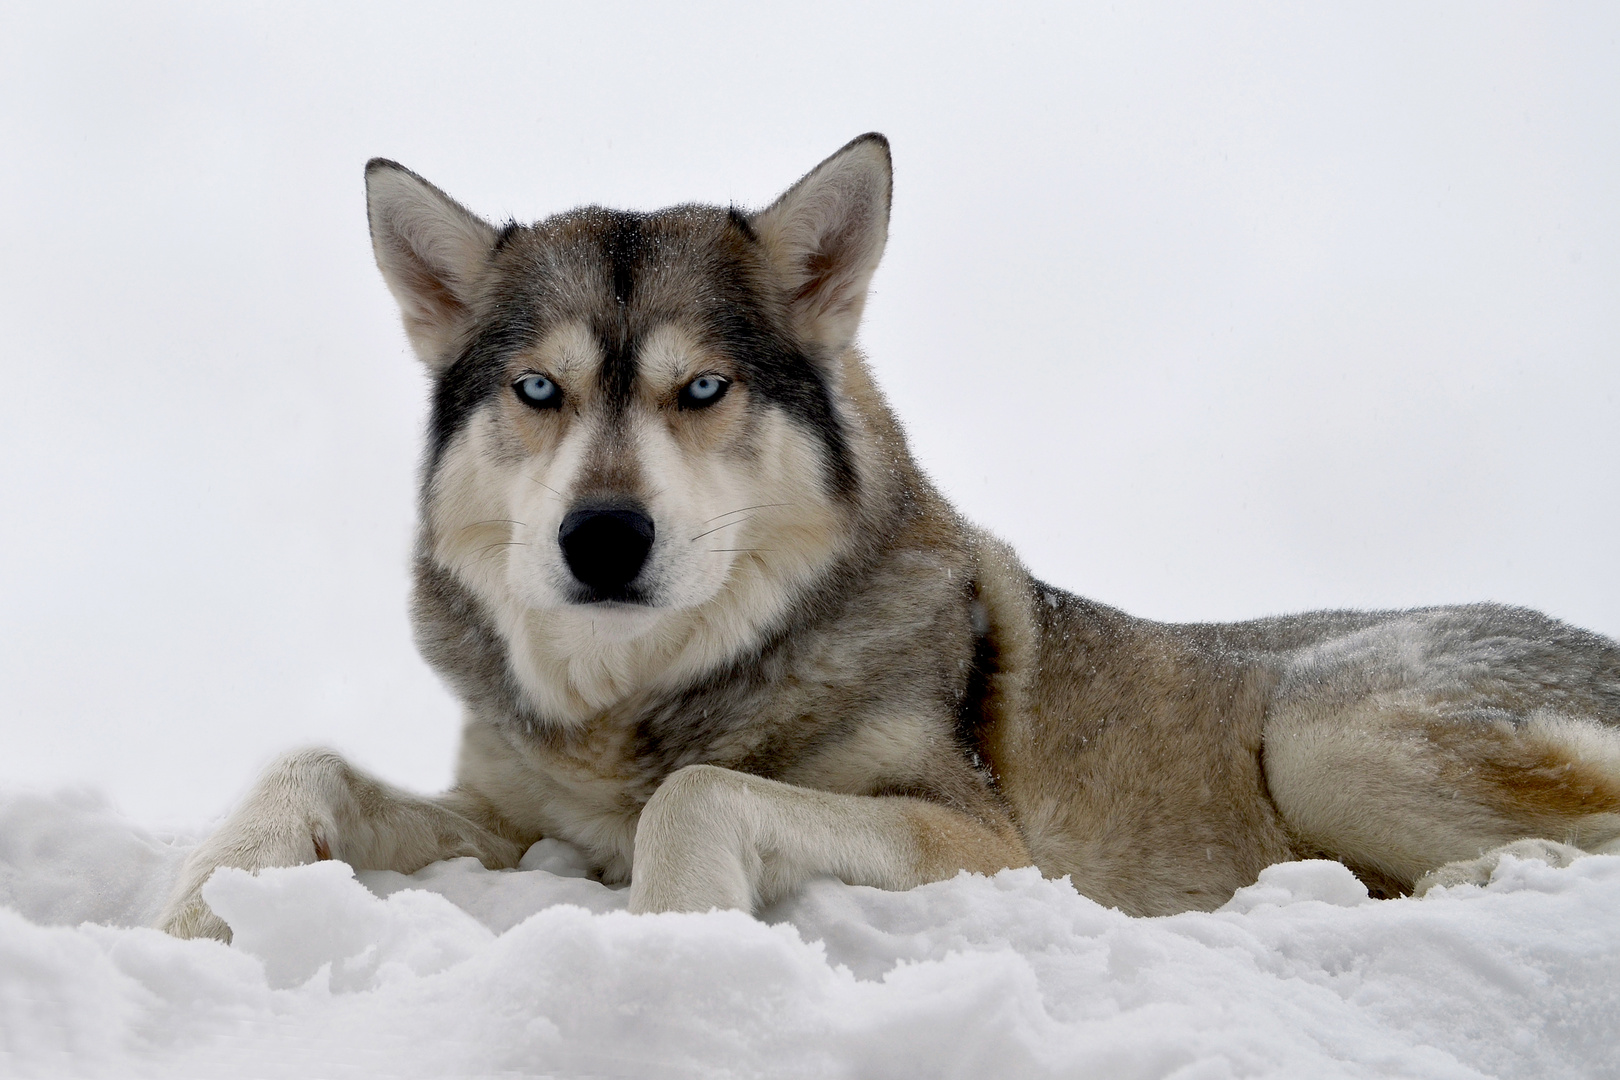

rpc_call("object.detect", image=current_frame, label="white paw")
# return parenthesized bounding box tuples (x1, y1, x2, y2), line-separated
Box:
(157, 817, 334, 941)
(159, 890, 235, 942)
(1413, 838, 1587, 896)
(628, 765, 758, 915)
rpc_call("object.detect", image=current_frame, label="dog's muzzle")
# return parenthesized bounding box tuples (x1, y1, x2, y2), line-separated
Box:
(559, 503, 655, 600)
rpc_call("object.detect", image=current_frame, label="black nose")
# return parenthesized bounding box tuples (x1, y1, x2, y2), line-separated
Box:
(558, 504, 655, 598)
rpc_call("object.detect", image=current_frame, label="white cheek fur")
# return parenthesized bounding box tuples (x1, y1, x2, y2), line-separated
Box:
(426, 401, 846, 725)
(502, 427, 593, 608)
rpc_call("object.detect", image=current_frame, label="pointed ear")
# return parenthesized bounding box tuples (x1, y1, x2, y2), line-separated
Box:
(365, 159, 498, 368)
(752, 133, 892, 360)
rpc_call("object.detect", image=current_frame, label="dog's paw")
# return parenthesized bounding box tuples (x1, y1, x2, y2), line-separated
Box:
(159, 891, 235, 942)
(1413, 838, 1586, 896)
(156, 819, 334, 940)
(628, 764, 758, 915)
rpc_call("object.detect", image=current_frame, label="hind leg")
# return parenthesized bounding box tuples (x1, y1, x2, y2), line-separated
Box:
(159, 747, 525, 941)
(1264, 702, 1620, 894)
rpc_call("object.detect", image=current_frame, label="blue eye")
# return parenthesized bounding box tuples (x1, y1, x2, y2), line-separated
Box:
(515, 374, 560, 409)
(679, 374, 730, 409)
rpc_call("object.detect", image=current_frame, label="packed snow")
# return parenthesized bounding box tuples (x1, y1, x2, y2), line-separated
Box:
(2, 788, 1616, 1078)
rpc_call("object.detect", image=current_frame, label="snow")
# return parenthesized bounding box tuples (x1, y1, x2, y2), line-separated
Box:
(3, 789, 1616, 1078)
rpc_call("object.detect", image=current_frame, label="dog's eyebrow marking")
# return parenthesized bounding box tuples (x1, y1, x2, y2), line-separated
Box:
(527, 321, 600, 383)
(635, 323, 708, 388)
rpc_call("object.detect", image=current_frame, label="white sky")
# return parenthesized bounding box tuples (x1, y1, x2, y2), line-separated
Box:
(2, 3, 1616, 822)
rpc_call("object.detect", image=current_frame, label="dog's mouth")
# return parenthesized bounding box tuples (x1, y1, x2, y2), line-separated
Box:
(561, 586, 658, 608)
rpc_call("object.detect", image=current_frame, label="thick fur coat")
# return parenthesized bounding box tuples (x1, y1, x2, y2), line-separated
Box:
(161, 135, 1620, 941)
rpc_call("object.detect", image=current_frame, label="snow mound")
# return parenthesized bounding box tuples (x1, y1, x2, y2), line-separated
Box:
(2, 789, 1616, 1078)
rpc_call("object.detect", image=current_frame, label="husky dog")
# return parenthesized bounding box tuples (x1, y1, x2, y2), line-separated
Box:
(161, 134, 1620, 941)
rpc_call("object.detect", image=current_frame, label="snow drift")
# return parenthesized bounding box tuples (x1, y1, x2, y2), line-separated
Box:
(1, 788, 1615, 1078)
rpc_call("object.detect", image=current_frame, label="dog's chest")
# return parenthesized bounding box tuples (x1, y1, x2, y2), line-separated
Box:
(460, 703, 763, 882)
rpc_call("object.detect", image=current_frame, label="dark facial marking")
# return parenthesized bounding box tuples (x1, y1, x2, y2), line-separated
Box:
(696, 256, 857, 497)
(603, 211, 642, 306)
(597, 211, 645, 412)
(426, 310, 539, 472)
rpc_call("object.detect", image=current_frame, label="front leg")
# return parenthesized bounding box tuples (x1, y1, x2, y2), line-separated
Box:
(159, 747, 526, 941)
(628, 764, 1030, 914)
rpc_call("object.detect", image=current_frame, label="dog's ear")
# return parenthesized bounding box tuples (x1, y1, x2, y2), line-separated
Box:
(365, 160, 498, 369)
(752, 133, 892, 361)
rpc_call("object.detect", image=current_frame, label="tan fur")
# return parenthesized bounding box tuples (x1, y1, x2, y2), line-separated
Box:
(1455, 719, 1620, 821)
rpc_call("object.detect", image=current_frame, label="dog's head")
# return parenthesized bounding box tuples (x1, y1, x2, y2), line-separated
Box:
(366, 136, 891, 660)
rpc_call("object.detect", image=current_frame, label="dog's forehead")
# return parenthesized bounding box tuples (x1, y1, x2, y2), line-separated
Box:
(489, 204, 760, 332)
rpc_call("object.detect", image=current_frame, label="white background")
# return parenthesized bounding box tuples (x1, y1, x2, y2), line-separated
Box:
(2, 3, 1616, 823)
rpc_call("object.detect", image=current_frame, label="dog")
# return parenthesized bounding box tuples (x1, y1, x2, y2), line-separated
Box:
(160, 134, 1620, 941)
